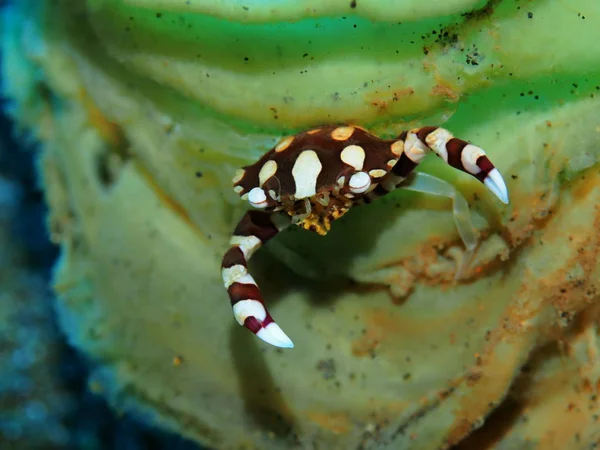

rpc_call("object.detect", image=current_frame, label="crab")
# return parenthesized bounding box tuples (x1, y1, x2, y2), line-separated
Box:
(221, 125, 509, 349)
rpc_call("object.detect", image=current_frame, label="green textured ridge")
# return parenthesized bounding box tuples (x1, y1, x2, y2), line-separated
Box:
(2, 0, 600, 449)
(84, 0, 600, 129)
(120, 0, 487, 23)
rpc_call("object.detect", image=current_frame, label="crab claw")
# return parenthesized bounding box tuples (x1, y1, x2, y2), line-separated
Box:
(253, 319, 295, 349)
(231, 294, 295, 349)
(483, 168, 509, 204)
(237, 307, 294, 348)
(222, 210, 295, 349)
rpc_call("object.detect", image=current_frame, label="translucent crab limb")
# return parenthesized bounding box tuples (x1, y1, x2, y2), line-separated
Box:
(399, 172, 478, 279)
(221, 210, 294, 348)
(267, 239, 322, 280)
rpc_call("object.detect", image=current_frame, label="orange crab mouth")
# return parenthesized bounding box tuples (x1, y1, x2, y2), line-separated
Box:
(286, 193, 352, 235)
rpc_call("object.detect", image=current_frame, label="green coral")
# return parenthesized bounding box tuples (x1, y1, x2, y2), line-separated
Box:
(3, 0, 600, 449)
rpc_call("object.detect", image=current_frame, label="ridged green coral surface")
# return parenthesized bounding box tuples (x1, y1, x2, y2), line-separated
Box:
(3, 0, 600, 448)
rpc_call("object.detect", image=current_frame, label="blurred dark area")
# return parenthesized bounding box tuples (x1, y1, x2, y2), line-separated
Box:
(0, 105, 59, 271)
(0, 93, 201, 448)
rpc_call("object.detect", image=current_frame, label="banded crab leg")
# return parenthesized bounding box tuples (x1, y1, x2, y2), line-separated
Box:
(221, 210, 294, 348)
(366, 126, 509, 204)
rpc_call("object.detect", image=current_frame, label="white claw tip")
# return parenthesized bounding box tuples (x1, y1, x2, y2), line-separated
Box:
(256, 322, 295, 349)
(484, 168, 509, 205)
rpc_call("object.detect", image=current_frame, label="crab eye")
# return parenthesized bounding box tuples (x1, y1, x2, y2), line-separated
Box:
(348, 171, 371, 194)
(248, 187, 269, 208)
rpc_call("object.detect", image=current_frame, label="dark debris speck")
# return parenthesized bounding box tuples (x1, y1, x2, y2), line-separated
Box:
(316, 358, 337, 380)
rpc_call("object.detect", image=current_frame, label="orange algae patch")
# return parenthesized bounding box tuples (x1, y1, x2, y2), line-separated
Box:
(78, 88, 124, 148)
(444, 342, 526, 446)
(391, 87, 416, 101)
(352, 297, 491, 358)
(572, 170, 600, 199)
(365, 86, 415, 112)
(431, 83, 460, 101)
(351, 308, 399, 357)
(306, 411, 352, 434)
(136, 165, 195, 226)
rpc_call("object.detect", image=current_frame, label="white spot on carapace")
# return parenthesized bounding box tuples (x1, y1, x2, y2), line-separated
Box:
(336, 176, 346, 187)
(230, 235, 262, 259)
(292, 150, 322, 199)
(461, 144, 486, 175)
(232, 168, 245, 184)
(369, 169, 387, 178)
(268, 189, 279, 200)
(307, 129, 321, 135)
(248, 187, 268, 208)
(349, 171, 371, 194)
(331, 126, 355, 141)
(386, 158, 397, 168)
(340, 145, 365, 170)
(275, 135, 294, 153)
(425, 128, 453, 162)
(258, 160, 278, 186)
(233, 185, 244, 194)
(233, 299, 266, 325)
(345, 193, 355, 198)
(390, 140, 404, 157)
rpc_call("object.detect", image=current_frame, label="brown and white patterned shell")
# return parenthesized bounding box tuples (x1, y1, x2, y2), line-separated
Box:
(232, 125, 401, 205)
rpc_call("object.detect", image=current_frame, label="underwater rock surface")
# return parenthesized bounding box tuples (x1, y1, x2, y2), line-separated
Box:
(0, 84, 204, 450)
(2, 0, 600, 449)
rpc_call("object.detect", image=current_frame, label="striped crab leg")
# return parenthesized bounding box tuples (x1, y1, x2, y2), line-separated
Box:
(367, 127, 509, 203)
(221, 210, 293, 348)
